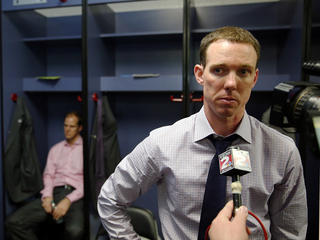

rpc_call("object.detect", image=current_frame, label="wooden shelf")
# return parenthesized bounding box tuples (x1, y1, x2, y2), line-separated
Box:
(23, 35, 82, 46)
(100, 75, 182, 92)
(100, 30, 182, 43)
(192, 25, 291, 35)
(23, 77, 82, 92)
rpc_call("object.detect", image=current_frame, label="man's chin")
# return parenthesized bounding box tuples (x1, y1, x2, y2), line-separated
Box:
(218, 108, 245, 120)
(217, 108, 236, 117)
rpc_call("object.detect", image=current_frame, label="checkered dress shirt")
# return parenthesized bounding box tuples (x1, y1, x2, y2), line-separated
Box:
(98, 107, 307, 239)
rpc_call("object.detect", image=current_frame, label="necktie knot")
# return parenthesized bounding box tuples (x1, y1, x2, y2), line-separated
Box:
(209, 134, 239, 156)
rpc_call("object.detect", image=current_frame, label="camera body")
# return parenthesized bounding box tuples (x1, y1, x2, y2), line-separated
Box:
(270, 81, 320, 156)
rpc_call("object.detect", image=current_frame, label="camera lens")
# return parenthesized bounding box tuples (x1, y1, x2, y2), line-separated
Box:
(287, 87, 320, 129)
(303, 61, 320, 77)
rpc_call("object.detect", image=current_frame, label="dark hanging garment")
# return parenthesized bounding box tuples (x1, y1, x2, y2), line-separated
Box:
(4, 97, 43, 203)
(89, 95, 121, 209)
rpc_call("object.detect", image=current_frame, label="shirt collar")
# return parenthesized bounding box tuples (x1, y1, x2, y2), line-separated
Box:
(194, 107, 251, 144)
(64, 135, 83, 146)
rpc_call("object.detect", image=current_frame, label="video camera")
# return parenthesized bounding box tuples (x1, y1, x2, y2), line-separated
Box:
(269, 61, 320, 156)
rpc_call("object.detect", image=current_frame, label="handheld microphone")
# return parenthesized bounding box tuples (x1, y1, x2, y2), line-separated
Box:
(218, 146, 251, 215)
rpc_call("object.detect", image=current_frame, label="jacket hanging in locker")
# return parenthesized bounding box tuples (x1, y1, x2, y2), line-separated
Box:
(4, 97, 44, 203)
(89, 95, 122, 209)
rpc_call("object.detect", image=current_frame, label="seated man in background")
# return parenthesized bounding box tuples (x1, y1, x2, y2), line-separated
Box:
(6, 111, 84, 240)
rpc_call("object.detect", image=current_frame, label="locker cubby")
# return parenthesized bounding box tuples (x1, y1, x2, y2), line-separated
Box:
(3, 8, 82, 94)
(87, 1, 184, 92)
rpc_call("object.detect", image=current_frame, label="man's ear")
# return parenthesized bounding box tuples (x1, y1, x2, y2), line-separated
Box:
(194, 64, 204, 86)
(251, 68, 259, 89)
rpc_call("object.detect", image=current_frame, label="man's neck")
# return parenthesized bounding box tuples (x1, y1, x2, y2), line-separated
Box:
(204, 108, 244, 137)
(66, 135, 79, 146)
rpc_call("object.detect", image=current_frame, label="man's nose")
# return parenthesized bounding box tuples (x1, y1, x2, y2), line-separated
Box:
(224, 72, 237, 90)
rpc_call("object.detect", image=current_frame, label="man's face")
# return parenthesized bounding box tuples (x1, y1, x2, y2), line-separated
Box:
(195, 39, 259, 121)
(64, 114, 82, 144)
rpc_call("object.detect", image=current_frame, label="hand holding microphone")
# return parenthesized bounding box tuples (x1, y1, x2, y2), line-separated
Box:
(218, 146, 251, 214)
(208, 200, 251, 240)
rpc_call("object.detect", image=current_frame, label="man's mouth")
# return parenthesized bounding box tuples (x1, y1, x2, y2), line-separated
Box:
(220, 97, 236, 104)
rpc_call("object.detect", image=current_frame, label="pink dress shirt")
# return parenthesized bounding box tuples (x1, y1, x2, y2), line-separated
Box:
(40, 136, 83, 203)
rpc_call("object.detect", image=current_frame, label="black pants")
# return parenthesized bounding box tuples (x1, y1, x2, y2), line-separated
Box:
(6, 187, 84, 240)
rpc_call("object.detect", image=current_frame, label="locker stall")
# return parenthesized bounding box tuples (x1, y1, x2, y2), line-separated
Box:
(1, 1, 86, 239)
(86, 1, 185, 238)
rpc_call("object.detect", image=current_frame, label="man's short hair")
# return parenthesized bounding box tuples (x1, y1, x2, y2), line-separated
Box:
(65, 111, 83, 126)
(199, 26, 261, 69)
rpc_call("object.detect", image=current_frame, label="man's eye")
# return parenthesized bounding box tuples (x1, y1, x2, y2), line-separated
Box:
(214, 68, 223, 74)
(239, 69, 250, 75)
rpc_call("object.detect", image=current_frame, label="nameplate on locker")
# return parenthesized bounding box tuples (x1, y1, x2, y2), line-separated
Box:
(13, 0, 47, 6)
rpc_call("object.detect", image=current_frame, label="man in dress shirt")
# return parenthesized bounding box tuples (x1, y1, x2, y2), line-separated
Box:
(98, 26, 307, 239)
(6, 111, 84, 240)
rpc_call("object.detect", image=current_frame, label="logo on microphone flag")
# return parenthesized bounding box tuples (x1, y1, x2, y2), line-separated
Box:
(219, 148, 251, 176)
